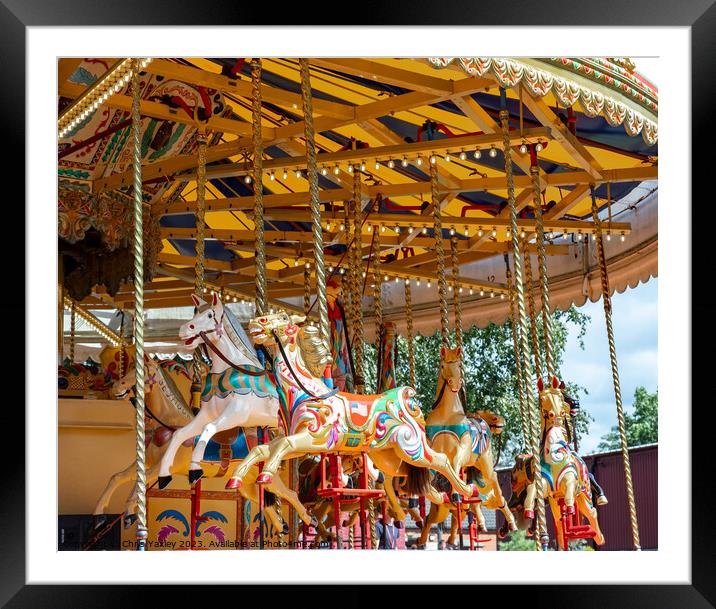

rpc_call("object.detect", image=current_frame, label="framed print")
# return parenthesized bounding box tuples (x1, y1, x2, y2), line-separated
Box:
(4, 0, 713, 606)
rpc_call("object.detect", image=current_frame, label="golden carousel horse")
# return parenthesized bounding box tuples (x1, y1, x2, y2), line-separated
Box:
(417, 346, 516, 548)
(93, 355, 288, 534)
(502, 376, 605, 549)
(227, 311, 478, 522)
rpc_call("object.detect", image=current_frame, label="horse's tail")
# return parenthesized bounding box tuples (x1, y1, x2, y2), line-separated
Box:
(263, 490, 276, 508)
(404, 464, 432, 496)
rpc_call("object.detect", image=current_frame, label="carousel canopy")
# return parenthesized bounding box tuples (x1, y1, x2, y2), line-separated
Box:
(58, 56, 657, 344)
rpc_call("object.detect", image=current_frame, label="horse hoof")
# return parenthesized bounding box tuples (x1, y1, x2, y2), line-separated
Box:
(509, 521, 518, 532)
(446, 543, 459, 550)
(158, 475, 172, 490)
(479, 524, 488, 533)
(257, 472, 273, 485)
(188, 468, 204, 484)
(124, 514, 138, 529)
(524, 509, 535, 520)
(416, 543, 427, 550)
(597, 496, 608, 506)
(225, 477, 241, 490)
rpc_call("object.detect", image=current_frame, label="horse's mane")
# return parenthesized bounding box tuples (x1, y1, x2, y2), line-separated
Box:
(297, 324, 332, 378)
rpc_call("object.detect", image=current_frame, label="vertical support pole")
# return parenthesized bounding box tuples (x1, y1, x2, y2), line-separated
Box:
(523, 244, 543, 380)
(299, 58, 329, 354)
(252, 58, 267, 317)
(431, 162, 450, 349)
(131, 59, 148, 552)
(499, 87, 547, 550)
(404, 280, 416, 388)
(58, 255, 64, 363)
(590, 186, 641, 551)
(450, 234, 463, 361)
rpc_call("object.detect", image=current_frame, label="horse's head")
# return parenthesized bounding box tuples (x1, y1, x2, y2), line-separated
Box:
(179, 293, 224, 347)
(438, 346, 463, 393)
(110, 355, 159, 400)
(537, 375, 568, 428)
(475, 410, 506, 435)
(248, 310, 305, 347)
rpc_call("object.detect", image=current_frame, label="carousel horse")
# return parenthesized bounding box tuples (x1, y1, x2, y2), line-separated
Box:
(417, 346, 516, 547)
(95, 355, 287, 534)
(227, 311, 478, 521)
(511, 376, 605, 549)
(158, 294, 312, 526)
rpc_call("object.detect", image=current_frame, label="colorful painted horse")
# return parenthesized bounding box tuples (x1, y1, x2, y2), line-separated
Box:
(95, 355, 287, 534)
(227, 311, 478, 521)
(417, 346, 516, 547)
(519, 376, 605, 549)
(157, 294, 310, 526)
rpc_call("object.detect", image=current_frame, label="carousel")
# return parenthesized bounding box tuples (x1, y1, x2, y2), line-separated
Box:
(57, 56, 657, 551)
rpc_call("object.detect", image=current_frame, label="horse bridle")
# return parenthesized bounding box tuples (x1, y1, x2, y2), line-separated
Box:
(271, 329, 339, 401)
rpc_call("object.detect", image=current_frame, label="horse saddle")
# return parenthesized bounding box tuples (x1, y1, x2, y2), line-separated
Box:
(213, 427, 241, 445)
(341, 392, 375, 429)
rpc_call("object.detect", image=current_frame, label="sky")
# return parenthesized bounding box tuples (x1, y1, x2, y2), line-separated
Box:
(560, 278, 658, 453)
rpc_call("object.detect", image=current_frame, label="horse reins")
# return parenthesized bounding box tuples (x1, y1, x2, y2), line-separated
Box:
(272, 330, 339, 401)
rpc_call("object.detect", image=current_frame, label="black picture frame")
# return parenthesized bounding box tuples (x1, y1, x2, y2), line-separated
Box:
(5, 1, 713, 606)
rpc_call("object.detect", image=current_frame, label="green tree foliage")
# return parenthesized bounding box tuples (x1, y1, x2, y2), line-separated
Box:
(497, 529, 537, 551)
(362, 306, 592, 462)
(598, 386, 658, 450)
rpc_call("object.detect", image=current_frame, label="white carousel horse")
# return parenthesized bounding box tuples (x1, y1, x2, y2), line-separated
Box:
(157, 293, 312, 526)
(227, 311, 478, 519)
(95, 355, 288, 534)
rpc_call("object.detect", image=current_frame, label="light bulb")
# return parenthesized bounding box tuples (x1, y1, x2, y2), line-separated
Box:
(326, 222, 331, 231)
(294, 260, 299, 267)
(621, 233, 626, 242)
(295, 169, 302, 178)
(506, 229, 511, 238)
(384, 274, 389, 282)
(521, 231, 526, 238)
(360, 162, 366, 171)
(577, 233, 583, 241)
(269, 172, 275, 181)
(402, 158, 408, 167)
(474, 149, 482, 159)
(459, 287, 463, 294)
(329, 265, 334, 272)
(333, 166, 340, 175)
(395, 225, 401, 233)
(388, 159, 395, 169)
(535, 142, 543, 153)
(367, 224, 372, 233)
(408, 225, 414, 234)
(339, 268, 345, 275)
(321, 167, 328, 176)
(347, 164, 354, 173)
(606, 233, 611, 241)
(449, 227, 455, 236)
(282, 169, 288, 180)
(381, 225, 386, 233)
(395, 277, 400, 283)
(375, 161, 380, 170)
(416, 279, 421, 287)
(339, 223, 345, 231)
(519, 142, 528, 154)
(469, 288, 474, 295)
(244, 175, 252, 184)
(478, 228, 483, 237)
(480, 289, 485, 296)
(416, 157, 423, 166)
(422, 227, 428, 234)
(459, 150, 467, 161)
(464, 226, 469, 236)
(489, 147, 497, 158)
(404, 278, 410, 286)
(448, 285, 453, 292)
(500, 293, 505, 300)
(490, 291, 495, 298)
(429, 155, 437, 164)
(445, 153, 451, 163)
(491, 228, 497, 237)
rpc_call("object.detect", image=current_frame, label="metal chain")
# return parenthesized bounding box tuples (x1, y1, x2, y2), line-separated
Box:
(523, 244, 543, 380)
(500, 93, 547, 550)
(505, 259, 530, 449)
(404, 280, 416, 388)
(131, 61, 147, 551)
(252, 59, 267, 316)
(590, 186, 641, 550)
(299, 58, 329, 352)
(431, 162, 450, 348)
(530, 160, 554, 377)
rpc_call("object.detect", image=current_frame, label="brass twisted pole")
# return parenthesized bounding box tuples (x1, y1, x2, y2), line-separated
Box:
(299, 58, 329, 351)
(431, 162, 450, 348)
(499, 89, 547, 549)
(368, 222, 382, 548)
(252, 59, 267, 316)
(69, 303, 75, 362)
(131, 61, 148, 551)
(192, 129, 208, 390)
(450, 234, 463, 360)
(523, 245, 543, 380)
(530, 153, 554, 377)
(404, 280, 416, 388)
(303, 265, 311, 315)
(590, 186, 641, 550)
(351, 177, 365, 392)
(505, 258, 530, 449)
